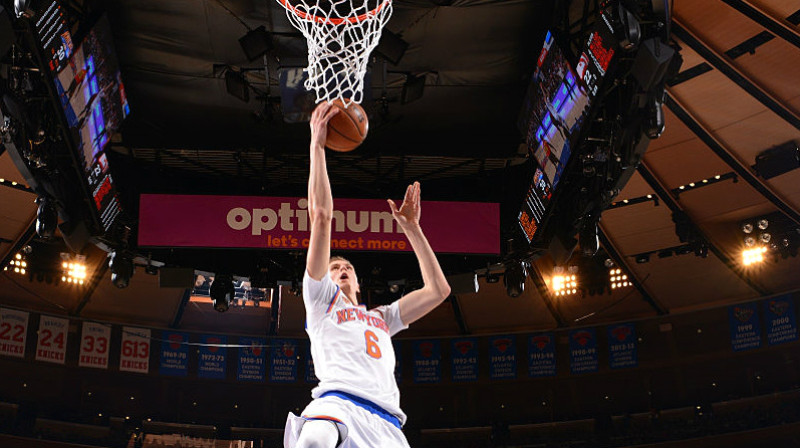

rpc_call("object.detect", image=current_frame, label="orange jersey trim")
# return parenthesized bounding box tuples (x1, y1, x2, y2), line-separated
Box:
(326, 286, 340, 314)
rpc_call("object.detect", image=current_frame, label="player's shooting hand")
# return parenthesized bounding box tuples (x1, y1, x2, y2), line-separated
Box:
(388, 181, 421, 230)
(310, 102, 339, 149)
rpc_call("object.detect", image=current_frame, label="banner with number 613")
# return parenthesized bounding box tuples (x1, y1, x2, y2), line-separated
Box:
(120, 327, 150, 374)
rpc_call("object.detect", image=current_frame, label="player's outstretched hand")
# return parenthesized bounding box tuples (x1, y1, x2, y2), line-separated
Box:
(388, 181, 421, 230)
(310, 102, 339, 149)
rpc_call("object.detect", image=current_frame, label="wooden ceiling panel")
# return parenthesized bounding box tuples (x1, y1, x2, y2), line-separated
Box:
(0, 189, 35, 244)
(616, 171, 655, 199)
(601, 202, 681, 256)
(626, 254, 757, 311)
(556, 289, 658, 326)
(674, 1, 766, 51)
(755, 257, 800, 294)
(731, 39, 800, 107)
(0, 272, 83, 315)
(82, 270, 185, 327)
(647, 108, 705, 154)
(749, 0, 800, 24)
(712, 109, 800, 167)
(765, 171, 800, 211)
(667, 73, 768, 133)
(458, 279, 557, 334)
(0, 153, 29, 184)
(644, 138, 733, 189)
(675, 177, 769, 223)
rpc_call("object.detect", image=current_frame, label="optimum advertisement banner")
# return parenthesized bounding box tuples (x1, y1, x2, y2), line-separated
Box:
(489, 335, 517, 380)
(729, 303, 761, 352)
(451, 338, 479, 382)
(412, 340, 441, 383)
(139, 194, 500, 254)
(764, 295, 798, 346)
(198, 335, 227, 380)
(528, 333, 556, 377)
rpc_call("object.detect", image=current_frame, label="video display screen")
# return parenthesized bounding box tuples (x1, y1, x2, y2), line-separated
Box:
(50, 14, 129, 232)
(34, 0, 73, 73)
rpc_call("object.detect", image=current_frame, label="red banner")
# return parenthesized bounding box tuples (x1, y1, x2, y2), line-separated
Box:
(138, 194, 499, 254)
(120, 327, 150, 374)
(79, 321, 111, 369)
(35, 315, 68, 364)
(0, 308, 29, 358)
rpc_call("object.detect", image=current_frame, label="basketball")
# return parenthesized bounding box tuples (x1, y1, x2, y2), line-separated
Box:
(325, 99, 369, 152)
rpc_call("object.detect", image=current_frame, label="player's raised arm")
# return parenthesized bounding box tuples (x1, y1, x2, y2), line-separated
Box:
(306, 103, 339, 281)
(389, 182, 452, 325)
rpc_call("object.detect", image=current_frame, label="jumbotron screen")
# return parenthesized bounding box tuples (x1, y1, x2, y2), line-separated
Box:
(50, 14, 129, 231)
(517, 24, 616, 244)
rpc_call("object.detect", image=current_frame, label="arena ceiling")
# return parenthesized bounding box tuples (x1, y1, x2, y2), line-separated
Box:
(0, 0, 799, 339)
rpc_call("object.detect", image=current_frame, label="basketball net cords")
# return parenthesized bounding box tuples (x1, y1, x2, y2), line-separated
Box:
(278, 0, 393, 107)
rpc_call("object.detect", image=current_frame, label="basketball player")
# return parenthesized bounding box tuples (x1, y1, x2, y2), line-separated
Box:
(283, 102, 451, 448)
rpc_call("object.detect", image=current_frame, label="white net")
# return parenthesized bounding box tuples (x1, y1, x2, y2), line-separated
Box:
(277, 0, 393, 107)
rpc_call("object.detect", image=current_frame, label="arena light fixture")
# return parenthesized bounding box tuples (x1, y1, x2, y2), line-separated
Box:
(742, 246, 767, 266)
(109, 251, 134, 289)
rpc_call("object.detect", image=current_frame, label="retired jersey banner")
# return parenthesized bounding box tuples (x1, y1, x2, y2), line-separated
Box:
(35, 315, 68, 364)
(608, 323, 637, 369)
(451, 338, 478, 382)
(139, 194, 500, 254)
(79, 321, 111, 369)
(393, 340, 402, 383)
(198, 335, 227, 379)
(159, 332, 189, 376)
(305, 343, 318, 383)
(412, 340, 441, 383)
(0, 308, 29, 358)
(489, 335, 517, 380)
(120, 327, 151, 374)
(764, 296, 798, 346)
(237, 337, 266, 382)
(528, 333, 556, 377)
(270, 339, 298, 382)
(729, 303, 761, 352)
(569, 328, 598, 374)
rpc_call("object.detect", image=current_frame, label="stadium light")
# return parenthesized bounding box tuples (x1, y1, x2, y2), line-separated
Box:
(742, 246, 767, 266)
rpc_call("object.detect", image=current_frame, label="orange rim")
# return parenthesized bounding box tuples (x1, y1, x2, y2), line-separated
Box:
(277, 0, 390, 25)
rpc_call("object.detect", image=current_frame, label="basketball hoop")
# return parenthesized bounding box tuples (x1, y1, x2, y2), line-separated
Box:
(276, 0, 392, 107)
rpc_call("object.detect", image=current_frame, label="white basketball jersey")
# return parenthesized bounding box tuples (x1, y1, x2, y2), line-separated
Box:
(303, 271, 408, 425)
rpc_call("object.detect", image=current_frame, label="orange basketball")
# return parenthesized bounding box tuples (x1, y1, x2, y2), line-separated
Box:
(325, 99, 368, 152)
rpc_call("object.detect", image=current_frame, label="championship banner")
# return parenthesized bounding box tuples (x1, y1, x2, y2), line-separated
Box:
(139, 194, 500, 254)
(569, 328, 598, 374)
(608, 323, 637, 369)
(159, 331, 189, 376)
(198, 335, 227, 380)
(764, 295, 798, 346)
(304, 343, 318, 383)
(79, 321, 111, 369)
(0, 308, 29, 358)
(393, 340, 402, 383)
(237, 337, 266, 382)
(528, 333, 556, 377)
(35, 315, 68, 364)
(270, 339, 298, 383)
(412, 340, 441, 383)
(729, 303, 761, 352)
(489, 335, 517, 380)
(451, 338, 478, 382)
(120, 327, 151, 374)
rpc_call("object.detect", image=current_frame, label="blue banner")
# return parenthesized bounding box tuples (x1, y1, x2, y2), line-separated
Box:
(489, 335, 516, 380)
(528, 333, 556, 377)
(305, 342, 318, 383)
(451, 338, 478, 382)
(729, 303, 761, 352)
(237, 337, 266, 382)
(270, 339, 298, 382)
(159, 331, 189, 377)
(764, 295, 798, 346)
(412, 340, 441, 383)
(393, 340, 402, 383)
(608, 323, 637, 369)
(198, 335, 227, 380)
(569, 328, 598, 374)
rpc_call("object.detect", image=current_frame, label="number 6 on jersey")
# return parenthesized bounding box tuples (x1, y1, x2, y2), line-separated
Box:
(365, 330, 382, 359)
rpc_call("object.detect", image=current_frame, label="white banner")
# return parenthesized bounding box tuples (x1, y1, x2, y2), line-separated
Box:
(120, 327, 150, 373)
(0, 308, 29, 358)
(79, 321, 111, 369)
(35, 315, 68, 364)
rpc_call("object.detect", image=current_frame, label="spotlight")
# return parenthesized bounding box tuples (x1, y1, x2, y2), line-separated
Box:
(210, 274, 235, 312)
(635, 253, 650, 264)
(579, 219, 599, 257)
(503, 261, 528, 298)
(742, 246, 767, 266)
(742, 222, 754, 234)
(551, 273, 578, 296)
(35, 196, 58, 239)
(758, 219, 769, 230)
(109, 251, 134, 288)
(759, 232, 771, 243)
(744, 236, 756, 247)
